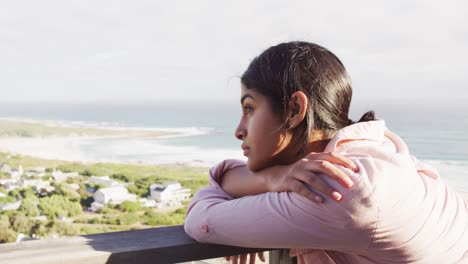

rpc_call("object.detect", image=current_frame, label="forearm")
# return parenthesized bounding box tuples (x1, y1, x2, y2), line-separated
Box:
(220, 165, 279, 198)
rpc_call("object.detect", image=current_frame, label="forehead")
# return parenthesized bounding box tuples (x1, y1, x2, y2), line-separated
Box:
(240, 84, 262, 101)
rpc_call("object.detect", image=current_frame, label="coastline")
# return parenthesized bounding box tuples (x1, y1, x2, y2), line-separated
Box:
(0, 119, 244, 167)
(0, 118, 179, 139)
(0, 119, 466, 198)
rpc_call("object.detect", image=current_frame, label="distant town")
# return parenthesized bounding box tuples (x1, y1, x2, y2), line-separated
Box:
(0, 160, 195, 243)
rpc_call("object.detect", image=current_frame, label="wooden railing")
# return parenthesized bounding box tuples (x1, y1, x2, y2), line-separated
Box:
(0, 225, 294, 264)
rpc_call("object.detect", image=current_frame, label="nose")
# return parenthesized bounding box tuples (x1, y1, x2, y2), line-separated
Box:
(235, 120, 246, 140)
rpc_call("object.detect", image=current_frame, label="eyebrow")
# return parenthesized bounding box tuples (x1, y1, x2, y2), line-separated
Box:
(240, 94, 255, 104)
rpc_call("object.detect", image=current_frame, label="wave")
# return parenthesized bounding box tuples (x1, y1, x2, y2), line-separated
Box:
(0, 117, 214, 138)
(0, 136, 244, 167)
(423, 159, 468, 197)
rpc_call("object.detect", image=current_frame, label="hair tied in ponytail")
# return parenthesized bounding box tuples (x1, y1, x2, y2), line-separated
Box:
(357, 111, 376, 123)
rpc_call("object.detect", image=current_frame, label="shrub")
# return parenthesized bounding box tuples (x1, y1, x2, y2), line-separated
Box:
(0, 225, 17, 243)
(39, 195, 82, 219)
(119, 213, 139, 225)
(30, 222, 47, 238)
(48, 220, 79, 237)
(119, 201, 142, 213)
(111, 173, 130, 182)
(11, 213, 32, 234)
(19, 197, 39, 217)
(141, 211, 179, 226)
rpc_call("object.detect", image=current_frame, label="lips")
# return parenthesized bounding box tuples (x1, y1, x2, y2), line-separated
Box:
(241, 144, 250, 156)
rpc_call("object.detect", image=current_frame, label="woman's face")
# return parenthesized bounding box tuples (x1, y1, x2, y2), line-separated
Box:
(235, 85, 292, 171)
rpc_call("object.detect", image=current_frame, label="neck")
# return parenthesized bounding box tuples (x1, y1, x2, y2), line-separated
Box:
(276, 135, 334, 166)
(306, 138, 332, 153)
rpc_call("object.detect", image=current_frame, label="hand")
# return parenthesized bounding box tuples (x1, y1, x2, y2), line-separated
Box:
(225, 252, 265, 264)
(265, 152, 358, 203)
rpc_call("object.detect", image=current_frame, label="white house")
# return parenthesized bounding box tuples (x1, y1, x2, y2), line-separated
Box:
(24, 167, 46, 178)
(0, 163, 12, 174)
(67, 183, 80, 191)
(1, 181, 19, 192)
(0, 200, 22, 211)
(52, 171, 79, 182)
(149, 181, 191, 208)
(89, 176, 119, 187)
(139, 197, 157, 208)
(29, 167, 46, 173)
(20, 179, 49, 188)
(4, 165, 23, 180)
(91, 186, 136, 211)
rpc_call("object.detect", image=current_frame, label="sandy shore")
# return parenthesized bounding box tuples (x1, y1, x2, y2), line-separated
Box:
(0, 119, 177, 139)
(0, 119, 244, 167)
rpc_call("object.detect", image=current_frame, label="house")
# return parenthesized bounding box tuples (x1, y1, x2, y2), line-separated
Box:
(0, 200, 22, 211)
(0, 163, 12, 174)
(1, 181, 19, 192)
(91, 186, 136, 212)
(149, 181, 191, 208)
(52, 171, 79, 183)
(29, 167, 46, 174)
(88, 176, 119, 187)
(67, 183, 80, 191)
(139, 197, 157, 208)
(0, 192, 6, 198)
(19, 179, 54, 195)
(0, 178, 16, 186)
(25, 167, 46, 178)
(20, 179, 48, 188)
(2, 165, 23, 180)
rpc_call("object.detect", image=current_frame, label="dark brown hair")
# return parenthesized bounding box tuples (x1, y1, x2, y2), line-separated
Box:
(241, 41, 375, 154)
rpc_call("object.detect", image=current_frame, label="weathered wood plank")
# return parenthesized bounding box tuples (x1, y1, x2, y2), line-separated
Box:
(0, 225, 274, 264)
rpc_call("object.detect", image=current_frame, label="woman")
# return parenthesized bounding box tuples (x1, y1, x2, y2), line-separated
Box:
(184, 42, 467, 263)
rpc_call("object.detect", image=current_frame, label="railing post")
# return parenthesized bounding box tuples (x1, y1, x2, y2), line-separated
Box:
(269, 249, 294, 264)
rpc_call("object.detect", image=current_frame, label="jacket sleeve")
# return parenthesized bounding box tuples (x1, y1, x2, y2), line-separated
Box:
(184, 159, 377, 250)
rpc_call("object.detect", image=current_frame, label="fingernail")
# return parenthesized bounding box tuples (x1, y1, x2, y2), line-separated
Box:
(314, 195, 323, 203)
(353, 165, 360, 172)
(331, 191, 342, 201)
(343, 179, 354, 188)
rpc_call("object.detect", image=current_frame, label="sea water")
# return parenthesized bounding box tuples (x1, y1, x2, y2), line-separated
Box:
(0, 100, 467, 196)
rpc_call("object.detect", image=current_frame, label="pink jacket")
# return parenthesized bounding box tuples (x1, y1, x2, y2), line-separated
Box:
(185, 120, 468, 263)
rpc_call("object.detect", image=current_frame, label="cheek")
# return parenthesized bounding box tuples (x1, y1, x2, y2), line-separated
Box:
(247, 125, 284, 170)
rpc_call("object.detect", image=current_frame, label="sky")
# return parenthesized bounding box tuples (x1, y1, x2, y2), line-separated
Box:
(0, 0, 467, 103)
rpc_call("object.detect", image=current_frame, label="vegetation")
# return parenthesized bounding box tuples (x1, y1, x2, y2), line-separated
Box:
(39, 195, 82, 219)
(119, 200, 142, 213)
(0, 151, 210, 244)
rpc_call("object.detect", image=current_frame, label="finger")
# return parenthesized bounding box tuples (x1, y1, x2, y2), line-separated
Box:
(306, 159, 354, 189)
(259, 252, 265, 262)
(290, 180, 324, 203)
(309, 152, 359, 172)
(249, 253, 256, 264)
(240, 254, 247, 264)
(232, 255, 238, 264)
(226, 256, 232, 261)
(296, 171, 342, 201)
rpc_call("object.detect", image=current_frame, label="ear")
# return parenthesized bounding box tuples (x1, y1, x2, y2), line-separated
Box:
(287, 91, 308, 129)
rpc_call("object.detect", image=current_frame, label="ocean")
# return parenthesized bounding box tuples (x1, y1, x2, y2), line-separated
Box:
(0, 100, 467, 196)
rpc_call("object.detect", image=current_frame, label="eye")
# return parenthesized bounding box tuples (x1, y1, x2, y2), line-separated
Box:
(243, 104, 253, 115)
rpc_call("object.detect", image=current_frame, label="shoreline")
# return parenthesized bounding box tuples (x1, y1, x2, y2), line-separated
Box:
(0, 118, 181, 139)
(0, 119, 234, 167)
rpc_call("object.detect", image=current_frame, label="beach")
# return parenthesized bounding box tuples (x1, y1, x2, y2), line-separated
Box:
(0, 119, 244, 167)
(0, 100, 467, 199)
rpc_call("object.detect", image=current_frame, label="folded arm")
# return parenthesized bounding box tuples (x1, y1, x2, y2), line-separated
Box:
(185, 159, 373, 250)
(219, 152, 357, 202)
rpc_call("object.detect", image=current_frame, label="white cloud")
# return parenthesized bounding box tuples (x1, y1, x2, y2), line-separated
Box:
(0, 0, 466, 102)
